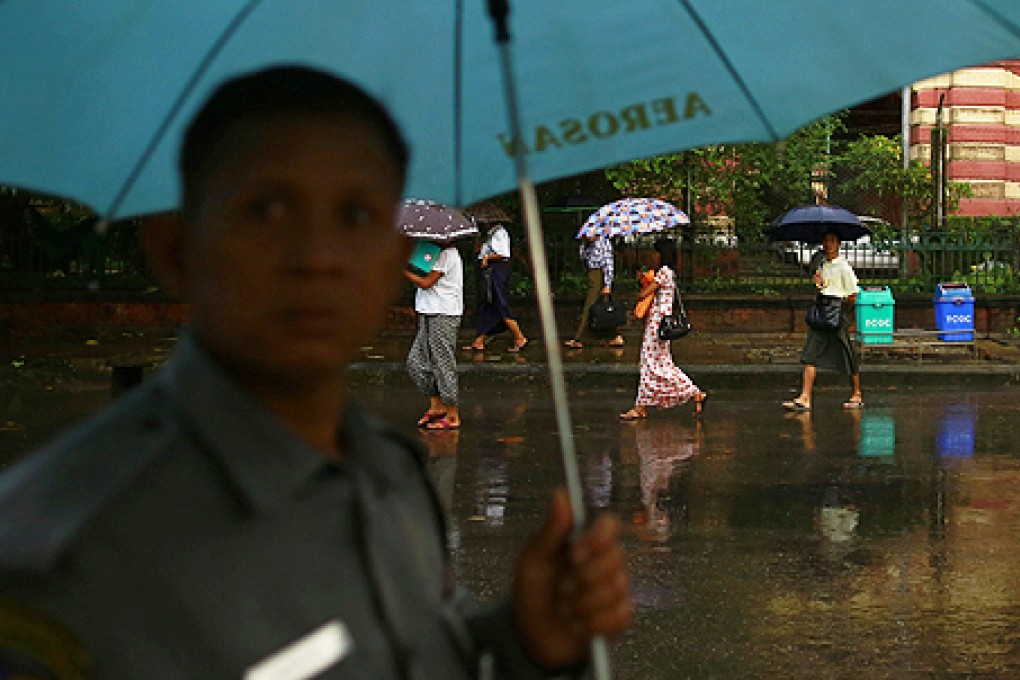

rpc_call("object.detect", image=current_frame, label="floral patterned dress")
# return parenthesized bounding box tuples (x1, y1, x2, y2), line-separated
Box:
(635, 266, 701, 408)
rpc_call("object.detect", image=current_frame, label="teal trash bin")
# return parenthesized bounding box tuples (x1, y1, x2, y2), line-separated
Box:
(934, 282, 974, 341)
(855, 285, 895, 345)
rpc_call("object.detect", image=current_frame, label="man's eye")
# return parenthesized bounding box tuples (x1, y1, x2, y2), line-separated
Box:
(249, 197, 288, 221)
(338, 203, 374, 230)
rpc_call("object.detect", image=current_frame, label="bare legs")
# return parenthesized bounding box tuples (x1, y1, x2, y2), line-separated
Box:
(796, 364, 817, 408)
(504, 318, 528, 349)
(468, 317, 527, 352)
(784, 364, 862, 410)
(844, 374, 863, 408)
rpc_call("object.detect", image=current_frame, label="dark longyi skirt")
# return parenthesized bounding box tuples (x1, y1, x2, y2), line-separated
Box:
(475, 260, 515, 337)
(800, 309, 860, 374)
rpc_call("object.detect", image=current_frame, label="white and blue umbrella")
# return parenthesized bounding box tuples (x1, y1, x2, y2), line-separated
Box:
(577, 198, 689, 239)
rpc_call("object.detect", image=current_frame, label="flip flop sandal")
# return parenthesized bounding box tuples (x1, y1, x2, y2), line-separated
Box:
(618, 409, 647, 421)
(694, 393, 709, 418)
(843, 399, 865, 409)
(417, 411, 447, 428)
(425, 417, 460, 431)
(507, 340, 529, 353)
(782, 400, 811, 412)
(607, 338, 625, 347)
(563, 340, 583, 349)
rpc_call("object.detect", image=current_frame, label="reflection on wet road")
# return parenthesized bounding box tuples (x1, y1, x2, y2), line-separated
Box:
(4, 374, 1020, 677)
(385, 381, 1020, 678)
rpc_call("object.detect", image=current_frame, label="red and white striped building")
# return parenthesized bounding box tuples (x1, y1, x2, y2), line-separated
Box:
(910, 59, 1020, 217)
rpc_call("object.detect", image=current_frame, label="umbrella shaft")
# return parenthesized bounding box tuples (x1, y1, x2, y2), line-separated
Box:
(517, 178, 585, 526)
(494, 26, 612, 679)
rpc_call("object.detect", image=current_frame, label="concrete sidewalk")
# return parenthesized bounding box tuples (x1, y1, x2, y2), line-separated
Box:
(4, 325, 1020, 387)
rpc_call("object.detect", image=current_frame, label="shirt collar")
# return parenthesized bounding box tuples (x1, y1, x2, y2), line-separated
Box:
(159, 333, 334, 513)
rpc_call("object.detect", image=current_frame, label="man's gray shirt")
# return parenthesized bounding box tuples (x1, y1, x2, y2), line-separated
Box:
(0, 335, 549, 679)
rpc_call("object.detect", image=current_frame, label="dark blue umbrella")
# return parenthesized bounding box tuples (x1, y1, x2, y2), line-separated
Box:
(766, 205, 871, 244)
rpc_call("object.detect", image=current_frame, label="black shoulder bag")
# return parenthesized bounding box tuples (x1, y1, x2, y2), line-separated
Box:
(588, 294, 627, 331)
(657, 282, 692, 340)
(805, 294, 842, 331)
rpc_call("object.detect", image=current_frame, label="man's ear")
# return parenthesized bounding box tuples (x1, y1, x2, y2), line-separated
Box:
(140, 212, 190, 300)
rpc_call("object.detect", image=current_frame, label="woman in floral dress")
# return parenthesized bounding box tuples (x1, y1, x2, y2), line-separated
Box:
(619, 238, 708, 420)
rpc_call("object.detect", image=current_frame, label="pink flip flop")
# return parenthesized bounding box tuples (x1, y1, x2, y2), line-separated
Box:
(425, 417, 460, 431)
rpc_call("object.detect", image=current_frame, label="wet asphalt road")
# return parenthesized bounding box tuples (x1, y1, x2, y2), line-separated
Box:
(3, 371, 1020, 678)
(361, 374, 1020, 678)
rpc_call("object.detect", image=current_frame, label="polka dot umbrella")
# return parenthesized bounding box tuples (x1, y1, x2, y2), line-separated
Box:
(397, 199, 479, 244)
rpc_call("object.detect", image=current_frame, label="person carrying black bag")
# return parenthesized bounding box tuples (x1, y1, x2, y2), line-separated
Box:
(783, 229, 863, 411)
(564, 233, 625, 349)
(619, 238, 707, 420)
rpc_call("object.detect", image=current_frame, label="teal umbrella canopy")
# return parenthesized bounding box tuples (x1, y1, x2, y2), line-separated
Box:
(1, 0, 1019, 220)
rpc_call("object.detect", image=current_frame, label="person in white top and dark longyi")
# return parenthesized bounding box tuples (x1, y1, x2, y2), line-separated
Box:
(464, 223, 529, 353)
(783, 229, 863, 412)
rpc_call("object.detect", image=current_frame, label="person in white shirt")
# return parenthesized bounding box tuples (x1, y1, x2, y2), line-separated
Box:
(404, 243, 464, 429)
(464, 223, 529, 353)
(783, 229, 863, 411)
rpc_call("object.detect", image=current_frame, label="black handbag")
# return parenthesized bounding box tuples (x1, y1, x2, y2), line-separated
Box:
(805, 294, 842, 331)
(588, 294, 627, 331)
(657, 283, 692, 340)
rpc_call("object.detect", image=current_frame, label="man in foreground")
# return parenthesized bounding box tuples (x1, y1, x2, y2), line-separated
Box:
(0, 66, 631, 678)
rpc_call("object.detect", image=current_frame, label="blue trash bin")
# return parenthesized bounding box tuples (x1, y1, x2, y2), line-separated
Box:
(934, 282, 974, 341)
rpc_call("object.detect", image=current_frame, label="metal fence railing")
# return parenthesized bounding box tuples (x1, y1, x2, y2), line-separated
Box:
(498, 227, 1020, 297)
(2, 225, 1017, 296)
(0, 221, 154, 292)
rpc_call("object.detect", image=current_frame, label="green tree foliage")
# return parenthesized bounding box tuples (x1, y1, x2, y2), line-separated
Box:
(605, 115, 845, 241)
(835, 133, 970, 226)
(605, 113, 971, 240)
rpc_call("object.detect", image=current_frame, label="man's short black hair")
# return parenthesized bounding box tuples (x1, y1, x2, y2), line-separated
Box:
(179, 65, 409, 216)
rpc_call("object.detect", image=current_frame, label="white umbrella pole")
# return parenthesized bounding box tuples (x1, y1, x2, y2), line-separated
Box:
(486, 3, 612, 679)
